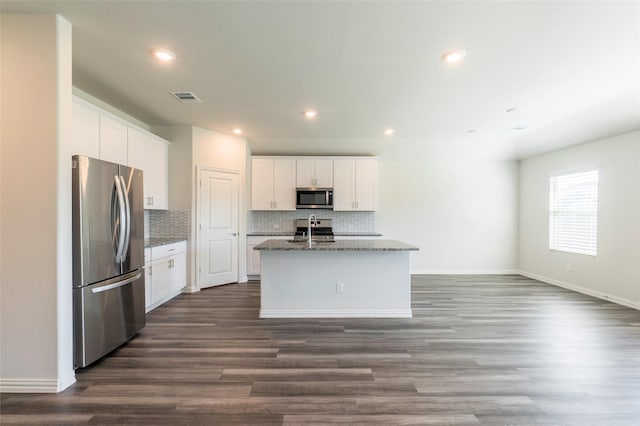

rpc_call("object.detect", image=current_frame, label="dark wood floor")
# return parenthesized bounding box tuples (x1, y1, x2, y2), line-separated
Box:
(2, 275, 639, 425)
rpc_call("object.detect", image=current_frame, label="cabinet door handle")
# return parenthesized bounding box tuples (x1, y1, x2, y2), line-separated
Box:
(274, 201, 277, 209)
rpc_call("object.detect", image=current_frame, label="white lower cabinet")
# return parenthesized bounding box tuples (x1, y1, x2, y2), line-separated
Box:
(144, 248, 152, 308)
(144, 241, 187, 312)
(247, 236, 289, 278)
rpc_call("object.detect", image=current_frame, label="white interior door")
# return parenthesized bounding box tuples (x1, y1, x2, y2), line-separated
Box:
(198, 169, 239, 289)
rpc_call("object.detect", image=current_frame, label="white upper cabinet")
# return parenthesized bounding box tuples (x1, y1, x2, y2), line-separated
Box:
(333, 158, 377, 211)
(71, 98, 100, 158)
(296, 159, 333, 188)
(99, 114, 128, 165)
(273, 159, 297, 210)
(251, 158, 275, 210)
(127, 127, 169, 210)
(354, 158, 378, 211)
(72, 96, 170, 209)
(251, 158, 296, 210)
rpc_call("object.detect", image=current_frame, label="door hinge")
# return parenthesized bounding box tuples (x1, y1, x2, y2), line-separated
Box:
(199, 267, 202, 274)
(199, 223, 202, 230)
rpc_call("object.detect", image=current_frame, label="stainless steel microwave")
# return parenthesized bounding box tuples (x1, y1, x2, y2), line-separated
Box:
(296, 188, 333, 209)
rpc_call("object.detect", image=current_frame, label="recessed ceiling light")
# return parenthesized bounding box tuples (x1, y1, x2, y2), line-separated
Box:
(467, 129, 477, 134)
(232, 128, 243, 135)
(512, 124, 529, 131)
(506, 107, 525, 113)
(441, 49, 466, 64)
(151, 48, 176, 62)
(383, 128, 395, 136)
(304, 110, 317, 119)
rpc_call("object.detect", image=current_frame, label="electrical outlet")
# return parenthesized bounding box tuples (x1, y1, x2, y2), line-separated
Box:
(566, 263, 573, 272)
(336, 281, 344, 293)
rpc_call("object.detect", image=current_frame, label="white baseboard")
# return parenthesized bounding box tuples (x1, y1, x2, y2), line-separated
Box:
(519, 270, 640, 310)
(182, 284, 199, 294)
(57, 372, 76, 392)
(411, 269, 520, 275)
(0, 373, 76, 393)
(259, 309, 412, 318)
(146, 288, 186, 312)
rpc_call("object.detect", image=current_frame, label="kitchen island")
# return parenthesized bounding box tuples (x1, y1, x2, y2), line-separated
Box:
(254, 239, 418, 318)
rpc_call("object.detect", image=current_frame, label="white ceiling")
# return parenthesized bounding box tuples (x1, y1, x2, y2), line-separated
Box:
(2, 1, 639, 159)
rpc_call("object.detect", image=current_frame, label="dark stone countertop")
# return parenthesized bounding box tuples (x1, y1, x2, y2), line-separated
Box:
(254, 239, 418, 251)
(334, 232, 383, 237)
(144, 238, 187, 248)
(247, 232, 294, 237)
(247, 232, 383, 237)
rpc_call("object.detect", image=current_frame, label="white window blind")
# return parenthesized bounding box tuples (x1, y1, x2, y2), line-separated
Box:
(549, 169, 599, 256)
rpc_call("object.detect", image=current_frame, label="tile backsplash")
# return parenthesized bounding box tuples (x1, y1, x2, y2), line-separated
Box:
(248, 210, 376, 234)
(144, 209, 374, 239)
(145, 210, 189, 240)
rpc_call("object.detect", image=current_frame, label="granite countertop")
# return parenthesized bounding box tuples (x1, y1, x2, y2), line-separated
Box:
(334, 232, 383, 237)
(247, 232, 294, 236)
(145, 237, 187, 248)
(254, 239, 418, 251)
(247, 232, 383, 237)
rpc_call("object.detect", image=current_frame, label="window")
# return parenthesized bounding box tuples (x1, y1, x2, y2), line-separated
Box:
(549, 169, 599, 256)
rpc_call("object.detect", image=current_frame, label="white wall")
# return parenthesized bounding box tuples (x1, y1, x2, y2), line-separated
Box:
(0, 14, 75, 392)
(193, 127, 249, 284)
(377, 141, 519, 273)
(154, 125, 194, 212)
(154, 126, 250, 290)
(519, 131, 640, 309)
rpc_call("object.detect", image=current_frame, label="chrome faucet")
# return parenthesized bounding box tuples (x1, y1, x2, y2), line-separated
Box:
(307, 214, 317, 247)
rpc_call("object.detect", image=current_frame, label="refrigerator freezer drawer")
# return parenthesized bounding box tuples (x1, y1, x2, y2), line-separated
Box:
(73, 271, 145, 368)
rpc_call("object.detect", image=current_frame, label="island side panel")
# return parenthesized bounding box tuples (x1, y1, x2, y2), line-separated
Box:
(259, 250, 412, 318)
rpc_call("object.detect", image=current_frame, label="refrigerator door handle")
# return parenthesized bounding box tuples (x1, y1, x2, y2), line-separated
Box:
(113, 175, 126, 263)
(91, 270, 143, 294)
(119, 175, 131, 261)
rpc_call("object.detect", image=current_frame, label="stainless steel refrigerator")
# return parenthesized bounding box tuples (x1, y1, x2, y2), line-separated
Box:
(72, 155, 145, 368)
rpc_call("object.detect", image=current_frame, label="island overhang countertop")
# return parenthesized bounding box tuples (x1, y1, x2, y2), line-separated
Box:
(254, 239, 418, 251)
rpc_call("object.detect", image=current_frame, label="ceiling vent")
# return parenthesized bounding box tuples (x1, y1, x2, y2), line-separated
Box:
(171, 91, 202, 103)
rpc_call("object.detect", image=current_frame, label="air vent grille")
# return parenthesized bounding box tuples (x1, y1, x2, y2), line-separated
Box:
(171, 91, 202, 103)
